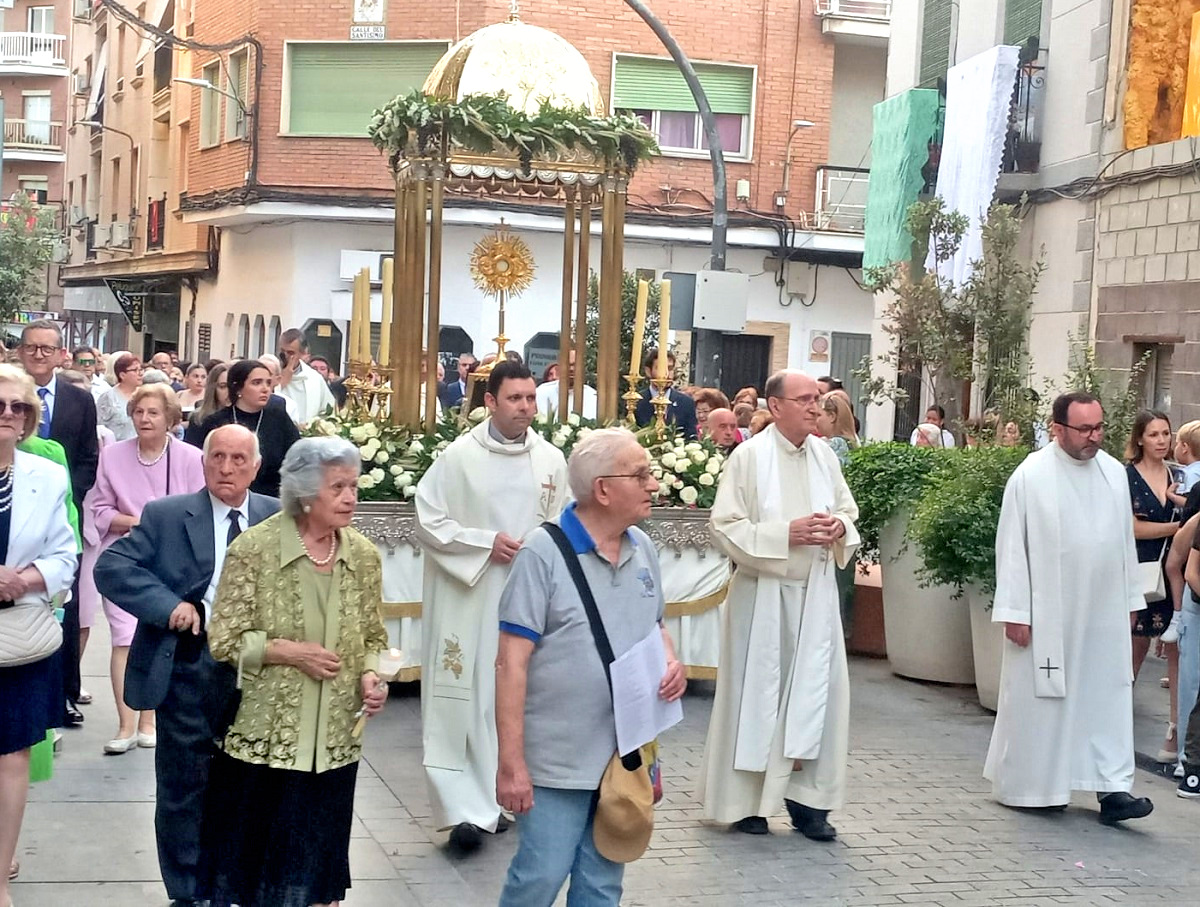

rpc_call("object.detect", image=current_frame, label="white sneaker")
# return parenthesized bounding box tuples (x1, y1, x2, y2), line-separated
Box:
(1161, 613, 1182, 644)
(103, 734, 137, 755)
(1175, 763, 1185, 779)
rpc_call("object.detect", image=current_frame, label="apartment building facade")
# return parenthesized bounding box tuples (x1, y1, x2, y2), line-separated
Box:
(60, 0, 891, 399)
(873, 0, 1200, 437)
(1, 0, 71, 314)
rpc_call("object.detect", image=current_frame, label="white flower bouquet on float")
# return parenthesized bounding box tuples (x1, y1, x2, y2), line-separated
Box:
(306, 408, 727, 508)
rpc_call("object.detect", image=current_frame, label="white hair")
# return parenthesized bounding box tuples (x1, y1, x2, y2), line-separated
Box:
(567, 427, 642, 504)
(259, 353, 282, 376)
(141, 367, 170, 385)
(202, 423, 262, 463)
(279, 437, 361, 517)
(914, 422, 944, 447)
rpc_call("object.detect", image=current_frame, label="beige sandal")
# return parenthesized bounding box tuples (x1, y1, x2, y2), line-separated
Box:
(7, 858, 17, 880)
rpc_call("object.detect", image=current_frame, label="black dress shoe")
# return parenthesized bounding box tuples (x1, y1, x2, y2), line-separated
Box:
(731, 815, 769, 835)
(1098, 791, 1154, 826)
(785, 799, 837, 841)
(448, 822, 483, 852)
(63, 701, 84, 726)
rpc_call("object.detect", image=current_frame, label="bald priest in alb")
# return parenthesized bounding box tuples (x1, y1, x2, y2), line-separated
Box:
(984, 391, 1153, 825)
(699, 369, 859, 840)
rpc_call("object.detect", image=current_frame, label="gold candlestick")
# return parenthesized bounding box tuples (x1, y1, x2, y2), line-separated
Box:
(650, 377, 672, 437)
(623, 372, 641, 425)
(343, 357, 372, 416)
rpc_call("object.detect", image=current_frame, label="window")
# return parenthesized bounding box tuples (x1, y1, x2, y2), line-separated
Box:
(612, 56, 754, 159)
(1003, 0, 1043, 46)
(225, 49, 249, 141)
(199, 60, 221, 147)
(1135, 343, 1174, 412)
(22, 94, 52, 144)
(284, 42, 447, 136)
(919, 0, 953, 88)
(19, 177, 50, 204)
(238, 315, 250, 358)
(28, 6, 55, 33)
(253, 315, 265, 356)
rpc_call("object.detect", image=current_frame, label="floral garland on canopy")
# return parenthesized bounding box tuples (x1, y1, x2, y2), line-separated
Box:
(306, 407, 727, 508)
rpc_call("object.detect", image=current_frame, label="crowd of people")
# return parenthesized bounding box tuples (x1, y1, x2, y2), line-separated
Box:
(1, 313, 1191, 907)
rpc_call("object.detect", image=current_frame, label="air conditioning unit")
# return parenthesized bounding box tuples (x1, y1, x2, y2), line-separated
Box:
(74, 72, 90, 95)
(92, 223, 111, 246)
(110, 221, 132, 248)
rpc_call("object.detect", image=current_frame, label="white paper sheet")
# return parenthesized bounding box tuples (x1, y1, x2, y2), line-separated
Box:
(610, 627, 684, 756)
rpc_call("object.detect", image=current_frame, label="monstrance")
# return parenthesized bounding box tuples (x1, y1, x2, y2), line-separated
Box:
(469, 226, 535, 361)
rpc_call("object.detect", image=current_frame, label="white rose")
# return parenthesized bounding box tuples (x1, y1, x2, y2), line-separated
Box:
(691, 450, 708, 464)
(363, 423, 379, 439)
(535, 412, 550, 426)
(699, 472, 714, 486)
(673, 478, 684, 490)
(409, 440, 424, 455)
(374, 451, 389, 464)
(658, 482, 671, 497)
(395, 473, 414, 488)
(685, 442, 702, 452)
(674, 446, 686, 458)
(402, 484, 416, 498)
(552, 434, 567, 448)
(357, 474, 375, 489)
(567, 412, 581, 426)
(389, 464, 404, 476)
(660, 453, 677, 469)
(360, 446, 374, 462)
(349, 425, 368, 443)
(705, 458, 721, 475)
(673, 460, 688, 473)
(468, 406, 487, 422)
(370, 467, 385, 482)
(679, 486, 698, 505)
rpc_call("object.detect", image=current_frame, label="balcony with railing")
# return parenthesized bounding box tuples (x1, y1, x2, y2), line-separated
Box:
(2, 119, 65, 160)
(1001, 48, 1047, 177)
(813, 0, 890, 42)
(814, 165, 869, 233)
(0, 33, 68, 74)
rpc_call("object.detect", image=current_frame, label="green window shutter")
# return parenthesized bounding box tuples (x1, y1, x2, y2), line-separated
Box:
(612, 57, 753, 115)
(288, 42, 447, 136)
(918, 0, 952, 89)
(1003, 0, 1043, 46)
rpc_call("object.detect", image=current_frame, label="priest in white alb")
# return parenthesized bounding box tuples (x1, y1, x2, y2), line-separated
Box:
(984, 391, 1153, 825)
(699, 369, 859, 840)
(415, 360, 569, 853)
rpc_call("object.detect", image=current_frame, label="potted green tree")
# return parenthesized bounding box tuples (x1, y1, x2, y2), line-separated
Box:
(908, 445, 1030, 709)
(844, 442, 974, 683)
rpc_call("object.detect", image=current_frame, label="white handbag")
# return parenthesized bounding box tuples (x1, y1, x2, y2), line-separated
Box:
(1140, 541, 1168, 603)
(0, 600, 63, 668)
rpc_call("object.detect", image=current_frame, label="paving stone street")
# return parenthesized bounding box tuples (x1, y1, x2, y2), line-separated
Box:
(11, 622, 1200, 906)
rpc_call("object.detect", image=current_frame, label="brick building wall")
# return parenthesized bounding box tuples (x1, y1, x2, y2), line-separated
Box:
(186, 0, 835, 217)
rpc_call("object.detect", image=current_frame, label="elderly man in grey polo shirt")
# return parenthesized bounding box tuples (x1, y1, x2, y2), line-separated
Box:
(495, 427, 687, 906)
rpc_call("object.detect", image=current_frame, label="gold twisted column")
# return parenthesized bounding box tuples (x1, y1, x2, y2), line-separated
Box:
(573, 189, 592, 417)
(424, 171, 444, 433)
(557, 189, 577, 423)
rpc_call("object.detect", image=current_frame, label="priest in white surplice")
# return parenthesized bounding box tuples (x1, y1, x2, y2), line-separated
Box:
(699, 370, 859, 840)
(415, 360, 569, 852)
(984, 391, 1154, 825)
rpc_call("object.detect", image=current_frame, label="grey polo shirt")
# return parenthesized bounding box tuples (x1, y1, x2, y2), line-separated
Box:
(498, 502, 665, 790)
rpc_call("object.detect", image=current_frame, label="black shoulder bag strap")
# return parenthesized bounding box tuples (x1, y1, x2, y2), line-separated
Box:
(543, 521, 642, 771)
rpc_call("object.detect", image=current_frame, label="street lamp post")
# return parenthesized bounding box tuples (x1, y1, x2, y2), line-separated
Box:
(620, 0, 727, 388)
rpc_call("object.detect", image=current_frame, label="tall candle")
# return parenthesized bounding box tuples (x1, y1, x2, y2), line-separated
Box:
(631, 279, 648, 377)
(359, 268, 373, 364)
(379, 258, 394, 367)
(350, 275, 364, 362)
(656, 279, 672, 380)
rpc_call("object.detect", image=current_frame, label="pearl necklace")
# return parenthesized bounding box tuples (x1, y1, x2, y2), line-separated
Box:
(136, 438, 170, 467)
(301, 530, 338, 567)
(231, 406, 263, 437)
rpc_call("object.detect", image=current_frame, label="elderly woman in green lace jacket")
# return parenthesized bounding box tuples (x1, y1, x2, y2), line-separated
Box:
(205, 437, 389, 907)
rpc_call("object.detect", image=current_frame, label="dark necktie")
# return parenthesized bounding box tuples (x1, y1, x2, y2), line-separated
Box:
(227, 510, 242, 545)
(37, 387, 50, 439)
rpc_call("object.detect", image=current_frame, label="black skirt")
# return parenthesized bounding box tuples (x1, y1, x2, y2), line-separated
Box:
(0, 650, 63, 756)
(204, 752, 359, 907)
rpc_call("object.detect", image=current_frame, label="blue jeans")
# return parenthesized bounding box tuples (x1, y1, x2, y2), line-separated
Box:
(1178, 591, 1200, 765)
(497, 786, 623, 907)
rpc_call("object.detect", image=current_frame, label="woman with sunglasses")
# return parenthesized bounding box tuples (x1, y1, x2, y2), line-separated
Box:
(96, 353, 144, 442)
(0, 365, 80, 907)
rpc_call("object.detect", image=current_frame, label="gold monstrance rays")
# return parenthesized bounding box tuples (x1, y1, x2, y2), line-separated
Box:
(470, 228, 536, 360)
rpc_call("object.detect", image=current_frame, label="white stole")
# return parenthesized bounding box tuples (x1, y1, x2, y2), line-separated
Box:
(734, 429, 839, 771)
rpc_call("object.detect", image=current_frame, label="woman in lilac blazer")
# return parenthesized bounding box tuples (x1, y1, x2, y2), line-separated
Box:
(88, 384, 204, 755)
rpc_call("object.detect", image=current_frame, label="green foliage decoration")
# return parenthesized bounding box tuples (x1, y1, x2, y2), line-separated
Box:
(908, 445, 1029, 597)
(368, 91, 659, 175)
(842, 442, 944, 566)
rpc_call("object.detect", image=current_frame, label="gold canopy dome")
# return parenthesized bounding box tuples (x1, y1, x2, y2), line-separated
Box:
(422, 12, 605, 116)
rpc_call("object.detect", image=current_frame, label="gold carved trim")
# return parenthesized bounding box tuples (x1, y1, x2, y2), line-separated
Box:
(381, 601, 422, 619)
(663, 584, 729, 618)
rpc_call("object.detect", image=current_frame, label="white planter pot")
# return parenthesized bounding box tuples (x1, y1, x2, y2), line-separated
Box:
(878, 507, 975, 684)
(967, 585, 1004, 712)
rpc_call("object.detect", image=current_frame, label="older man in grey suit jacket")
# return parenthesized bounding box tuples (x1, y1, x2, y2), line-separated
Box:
(94, 425, 279, 907)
